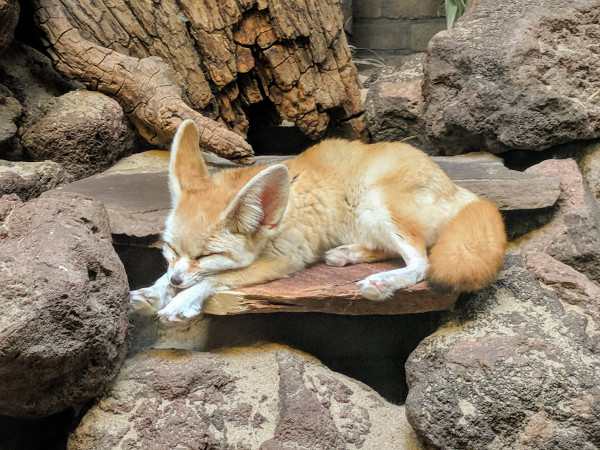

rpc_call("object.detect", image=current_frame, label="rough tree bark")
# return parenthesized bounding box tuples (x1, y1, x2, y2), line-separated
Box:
(33, 0, 254, 163)
(32, 0, 366, 161)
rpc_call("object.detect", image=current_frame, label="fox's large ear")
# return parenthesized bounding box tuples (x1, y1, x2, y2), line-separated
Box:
(169, 119, 211, 204)
(224, 164, 290, 235)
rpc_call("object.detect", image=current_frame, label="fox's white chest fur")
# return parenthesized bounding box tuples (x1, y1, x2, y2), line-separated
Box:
(131, 120, 506, 322)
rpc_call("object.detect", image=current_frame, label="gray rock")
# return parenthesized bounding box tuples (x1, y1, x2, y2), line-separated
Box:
(0, 0, 19, 55)
(21, 90, 137, 180)
(0, 42, 81, 129)
(514, 158, 600, 284)
(578, 141, 600, 202)
(0, 191, 130, 418)
(0, 84, 21, 146)
(0, 42, 83, 160)
(405, 255, 600, 449)
(365, 54, 434, 153)
(0, 159, 73, 200)
(423, 0, 600, 154)
(68, 344, 423, 449)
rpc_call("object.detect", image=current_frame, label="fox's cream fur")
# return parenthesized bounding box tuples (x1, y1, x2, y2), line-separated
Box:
(131, 120, 506, 321)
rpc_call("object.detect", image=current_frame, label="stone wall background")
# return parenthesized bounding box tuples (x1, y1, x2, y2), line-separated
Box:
(345, 0, 446, 53)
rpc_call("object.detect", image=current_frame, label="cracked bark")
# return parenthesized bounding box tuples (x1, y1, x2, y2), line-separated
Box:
(33, 0, 254, 163)
(32, 0, 366, 161)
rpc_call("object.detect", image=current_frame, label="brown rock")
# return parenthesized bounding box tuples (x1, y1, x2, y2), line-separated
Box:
(524, 252, 600, 330)
(511, 158, 600, 283)
(423, 0, 600, 154)
(21, 90, 137, 180)
(405, 255, 600, 448)
(0, 160, 73, 200)
(205, 261, 458, 316)
(0, 191, 130, 418)
(68, 345, 422, 449)
(365, 54, 433, 153)
(60, 150, 561, 292)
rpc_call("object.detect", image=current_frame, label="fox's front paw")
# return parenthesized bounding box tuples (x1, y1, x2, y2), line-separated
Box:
(130, 288, 171, 315)
(157, 288, 203, 323)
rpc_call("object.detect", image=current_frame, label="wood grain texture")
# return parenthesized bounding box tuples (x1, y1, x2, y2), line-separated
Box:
(32, 0, 366, 158)
(32, 0, 254, 163)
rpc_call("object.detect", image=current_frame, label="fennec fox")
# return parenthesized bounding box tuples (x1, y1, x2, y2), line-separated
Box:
(131, 120, 506, 322)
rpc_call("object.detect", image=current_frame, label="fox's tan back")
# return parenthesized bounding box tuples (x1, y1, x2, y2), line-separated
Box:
(276, 139, 476, 252)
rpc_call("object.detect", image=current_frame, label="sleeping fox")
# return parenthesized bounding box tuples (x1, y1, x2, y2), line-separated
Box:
(131, 120, 506, 322)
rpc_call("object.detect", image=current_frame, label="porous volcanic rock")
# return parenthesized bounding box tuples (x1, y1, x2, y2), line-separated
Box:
(0, 160, 73, 200)
(365, 54, 433, 153)
(423, 0, 600, 154)
(21, 90, 137, 179)
(514, 158, 600, 283)
(405, 255, 600, 449)
(0, 191, 130, 418)
(69, 345, 422, 449)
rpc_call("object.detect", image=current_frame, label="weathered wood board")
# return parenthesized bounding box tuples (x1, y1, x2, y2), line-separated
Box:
(204, 261, 458, 316)
(433, 154, 561, 210)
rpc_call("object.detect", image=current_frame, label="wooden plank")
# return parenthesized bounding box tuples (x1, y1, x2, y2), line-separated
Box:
(203, 261, 458, 316)
(433, 155, 561, 210)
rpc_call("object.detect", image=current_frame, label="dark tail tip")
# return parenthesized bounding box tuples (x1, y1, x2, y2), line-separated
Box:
(426, 279, 456, 296)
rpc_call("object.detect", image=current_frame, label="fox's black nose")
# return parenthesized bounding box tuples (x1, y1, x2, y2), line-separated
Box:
(170, 275, 183, 286)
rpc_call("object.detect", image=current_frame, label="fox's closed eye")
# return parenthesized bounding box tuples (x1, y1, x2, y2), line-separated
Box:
(195, 252, 225, 260)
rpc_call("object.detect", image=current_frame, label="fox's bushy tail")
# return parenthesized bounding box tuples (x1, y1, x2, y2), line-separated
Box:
(427, 199, 506, 293)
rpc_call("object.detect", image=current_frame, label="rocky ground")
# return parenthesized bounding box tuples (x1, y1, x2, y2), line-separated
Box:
(1, 0, 600, 448)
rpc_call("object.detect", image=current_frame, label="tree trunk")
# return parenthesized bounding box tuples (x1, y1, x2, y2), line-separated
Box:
(32, 0, 366, 161)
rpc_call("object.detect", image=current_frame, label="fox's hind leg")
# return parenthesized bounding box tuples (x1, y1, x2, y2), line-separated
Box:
(355, 206, 429, 300)
(357, 238, 428, 300)
(325, 244, 388, 267)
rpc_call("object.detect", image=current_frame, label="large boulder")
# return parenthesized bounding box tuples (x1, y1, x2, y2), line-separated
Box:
(405, 255, 600, 448)
(0, 160, 73, 200)
(21, 90, 137, 179)
(514, 158, 600, 283)
(423, 0, 600, 154)
(0, 191, 130, 418)
(69, 345, 422, 449)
